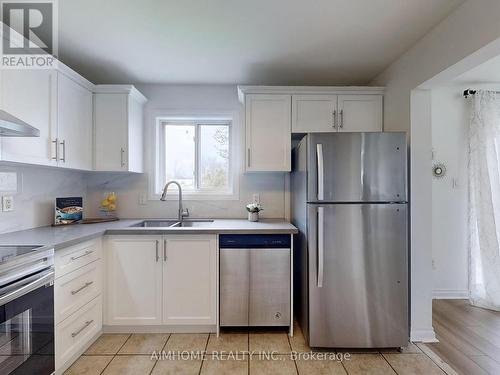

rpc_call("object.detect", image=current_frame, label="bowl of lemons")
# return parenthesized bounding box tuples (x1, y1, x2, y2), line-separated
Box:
(100, 192, 117, 216)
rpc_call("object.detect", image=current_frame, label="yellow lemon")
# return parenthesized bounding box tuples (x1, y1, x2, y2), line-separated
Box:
(108, 203, 116, 211)
(107, 193, 116, 203)
(101, 199, 109, 207)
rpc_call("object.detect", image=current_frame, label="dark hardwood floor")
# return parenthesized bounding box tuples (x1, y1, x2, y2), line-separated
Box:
(428, 299, 500, 375)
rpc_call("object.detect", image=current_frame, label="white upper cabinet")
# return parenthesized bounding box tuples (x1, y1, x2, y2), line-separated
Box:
(292, 95, 338, 132)
(94, 85, 147, 173)
(56, 71, 93, 170)
(245, 94, 291, 172)
(0, 69, 57, 166)
(292, 93, 383, 133)
(337, 95, 383, 132)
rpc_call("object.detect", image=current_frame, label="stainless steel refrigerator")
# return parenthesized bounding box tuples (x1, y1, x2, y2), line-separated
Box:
(291, 132, 408, 348)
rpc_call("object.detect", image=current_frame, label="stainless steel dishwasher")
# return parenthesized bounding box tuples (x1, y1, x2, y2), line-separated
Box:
(219, 234, 290, 327)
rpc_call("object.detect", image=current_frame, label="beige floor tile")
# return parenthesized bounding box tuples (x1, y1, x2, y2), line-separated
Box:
(151, 358, 202, 375)
(64, 355, 113, 375)
(249, 332, 291, 354)
(250, 355, 297, 375)
(383, 353, 445, 375)
(201, 355, 248, 375)
(164, 333, 209, 352)
(85, 334, 130, 355)
(289, 328, 311, 353)
(295, 357, 347, 375)
(118, 333, 170, 355)
(102, 355, 156, 375)
(342, 354, 396, 375)
(206, 332, 248, 354)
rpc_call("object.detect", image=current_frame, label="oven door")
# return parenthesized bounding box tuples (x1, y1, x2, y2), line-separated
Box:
(0, 269, 54, 375)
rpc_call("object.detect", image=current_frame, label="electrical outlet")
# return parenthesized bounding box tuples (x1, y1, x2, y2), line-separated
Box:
(2, 196, 14, 212)
(252, 193, 260, 204)
(138, 192, 147, 206)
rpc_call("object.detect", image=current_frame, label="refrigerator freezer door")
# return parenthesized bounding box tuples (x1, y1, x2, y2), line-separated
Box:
(307, 132, 407, 202)
(307, 203, 408, 348)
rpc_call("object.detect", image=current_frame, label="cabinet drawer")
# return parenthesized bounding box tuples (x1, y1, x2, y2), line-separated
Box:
(55, 259, 102, 324)
(56, 296, 102, 372)
(55, 239, 101, 278)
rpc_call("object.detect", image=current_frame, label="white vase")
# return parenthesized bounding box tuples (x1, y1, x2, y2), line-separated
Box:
(248, 212, 259, 222)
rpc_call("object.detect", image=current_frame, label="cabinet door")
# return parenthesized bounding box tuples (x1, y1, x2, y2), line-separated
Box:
(337, 95, 383, 132)
(57, 73, 93, 170)
(105, 236, 163, 325)
(94, 93, 128, 171)
(292, 95, 338, 133)
(245, 94, 291, 172)
(163, 235, 217, 325)
(0, 69, 57, 166)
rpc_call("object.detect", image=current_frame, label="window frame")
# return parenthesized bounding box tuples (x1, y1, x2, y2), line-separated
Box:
(149, 112, 240, 201)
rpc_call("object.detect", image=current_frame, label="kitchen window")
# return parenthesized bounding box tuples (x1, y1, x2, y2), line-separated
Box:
(152, 116, 237, 199)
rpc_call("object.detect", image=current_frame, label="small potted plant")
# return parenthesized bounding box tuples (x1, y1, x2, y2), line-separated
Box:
(246, 203, 263, 222)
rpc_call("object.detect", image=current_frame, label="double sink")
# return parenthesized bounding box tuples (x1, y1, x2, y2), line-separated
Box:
(130, 219, 214, 228)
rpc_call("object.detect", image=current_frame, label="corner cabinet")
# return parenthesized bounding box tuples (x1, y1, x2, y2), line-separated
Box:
(244, 94, 291, 172)
(94, 85, 147, 173)
(104, 234, 217, 327)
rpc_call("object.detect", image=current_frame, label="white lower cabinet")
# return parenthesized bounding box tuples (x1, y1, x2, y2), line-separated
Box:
(54, 239, 103, 374)
(163, 235, 217, 325)
(55, 296, 102, 372)
(104, 234, 217, 327)
(104, 236, 163, 325)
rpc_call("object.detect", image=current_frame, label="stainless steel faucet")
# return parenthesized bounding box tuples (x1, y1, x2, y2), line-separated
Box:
(160, 181, 189, 223)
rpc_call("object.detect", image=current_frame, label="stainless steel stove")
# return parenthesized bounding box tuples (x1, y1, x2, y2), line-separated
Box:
(0, 245, 55, 375)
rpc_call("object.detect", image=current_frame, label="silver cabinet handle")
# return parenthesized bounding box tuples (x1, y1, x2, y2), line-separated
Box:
(52, 138, 59, 160)
(120, 147, 125, 168)
(339, 109, 344, 129)
(247, 148, 251, 168)
(156, 240, 159, 262)
(317, 207, 324, 288)
(71, 320, 94, 338)
(70, 250, 93, 262)
(60, 140, 66, 162)
(71, 281, 93, 295)
(316, 144, 324, 200)
(163, 239, 167, 261)
(332, 110, 337, 129)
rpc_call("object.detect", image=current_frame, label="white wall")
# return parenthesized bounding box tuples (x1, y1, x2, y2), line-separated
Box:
(431, 86, 469, 299)
(86, 84, 288, 219)
(371, 0, 500, 342)
(0, 165, 87, 234)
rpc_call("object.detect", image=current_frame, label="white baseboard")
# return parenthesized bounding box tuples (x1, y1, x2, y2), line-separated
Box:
(432, 289, 469, 299)
(410, 328, 438, 343)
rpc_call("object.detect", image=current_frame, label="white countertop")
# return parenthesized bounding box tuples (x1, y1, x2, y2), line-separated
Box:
(0, 219, 297, 250)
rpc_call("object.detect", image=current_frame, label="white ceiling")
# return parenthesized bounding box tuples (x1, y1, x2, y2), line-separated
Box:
(453, 54, 500, 84)
(58, 0, 464, 85)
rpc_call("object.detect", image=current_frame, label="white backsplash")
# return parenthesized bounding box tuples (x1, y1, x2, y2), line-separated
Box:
(0, 165, 87, 234)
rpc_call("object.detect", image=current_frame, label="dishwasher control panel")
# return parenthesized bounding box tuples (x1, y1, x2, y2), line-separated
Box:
(219, 234, 291, 248)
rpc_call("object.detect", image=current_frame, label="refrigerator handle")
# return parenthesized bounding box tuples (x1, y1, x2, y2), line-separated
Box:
(316, 144, 324, 200)
(317, 206, 324, 288)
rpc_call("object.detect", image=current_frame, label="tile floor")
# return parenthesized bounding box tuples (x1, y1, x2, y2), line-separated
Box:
(65, 324, 454, 375)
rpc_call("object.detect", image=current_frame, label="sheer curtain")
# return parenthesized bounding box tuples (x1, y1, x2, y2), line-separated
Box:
(469, 90, 500, 310)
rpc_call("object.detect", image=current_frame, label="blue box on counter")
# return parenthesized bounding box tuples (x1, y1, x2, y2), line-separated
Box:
(55, 197, 83, 225)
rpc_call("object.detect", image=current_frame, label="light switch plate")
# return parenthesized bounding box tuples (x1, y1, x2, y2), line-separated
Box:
(2, 196, 14, 212)
(0, 172, 17, 192)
